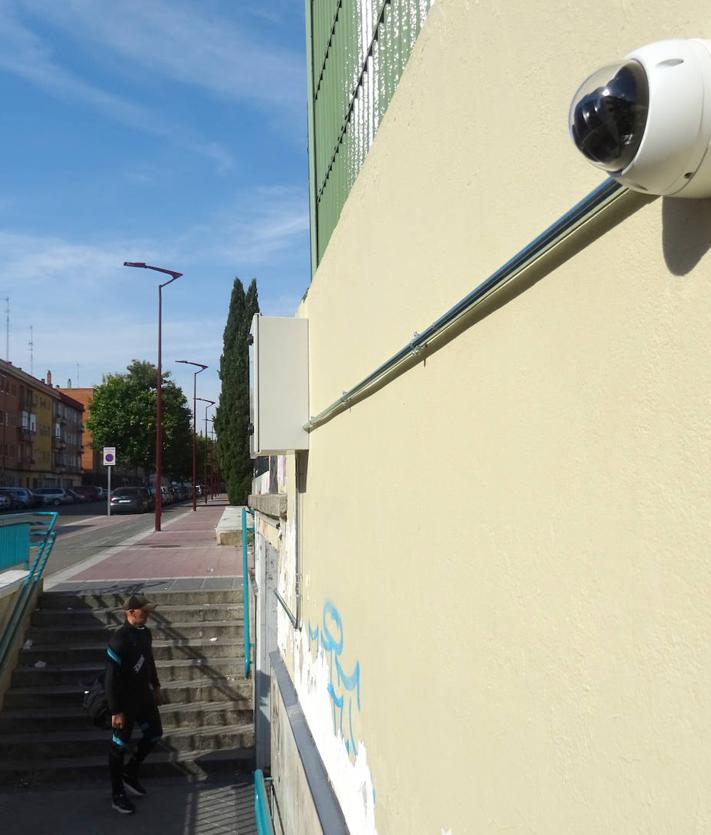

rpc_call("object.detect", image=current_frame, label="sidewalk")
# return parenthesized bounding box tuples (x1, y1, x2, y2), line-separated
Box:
(46, 498, 244, 594)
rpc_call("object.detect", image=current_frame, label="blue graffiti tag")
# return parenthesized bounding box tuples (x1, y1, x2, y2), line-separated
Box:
(308, 600, 361, 757)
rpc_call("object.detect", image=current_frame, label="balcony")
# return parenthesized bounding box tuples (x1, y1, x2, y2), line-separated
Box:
(17, 426, 35, 440)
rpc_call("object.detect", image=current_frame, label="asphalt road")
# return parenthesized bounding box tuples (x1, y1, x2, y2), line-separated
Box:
(45, 501, 193, 579)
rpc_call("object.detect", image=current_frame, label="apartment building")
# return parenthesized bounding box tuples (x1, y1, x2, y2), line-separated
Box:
(0, 361, 83, 488)
(53, 391, 83, 486)
(57, 386, 99, 475)
(248, 2, 711, 833)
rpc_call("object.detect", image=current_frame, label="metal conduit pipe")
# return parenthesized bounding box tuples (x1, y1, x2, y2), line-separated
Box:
(304, 178, 629, 432)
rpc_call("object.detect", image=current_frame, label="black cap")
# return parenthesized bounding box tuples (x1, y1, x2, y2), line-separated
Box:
(123, 594, 156, 611)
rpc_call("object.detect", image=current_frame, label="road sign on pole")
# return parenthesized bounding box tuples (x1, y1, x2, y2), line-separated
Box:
(103, 447, 116, 516)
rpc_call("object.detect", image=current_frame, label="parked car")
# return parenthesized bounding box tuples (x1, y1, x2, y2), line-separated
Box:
(67, 488, 89, 503)
(0, 487, 40, 509)
(110, 487, 152, 514)
(33, 487, 75, 506)
(0, 488, 21, 510)
(71, 486, 102, 502)
(175, 484, 191, 501)
(0, 491, 13, 512)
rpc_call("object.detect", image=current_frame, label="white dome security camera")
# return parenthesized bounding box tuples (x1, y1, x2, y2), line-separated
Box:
(570, 39, 711, 197)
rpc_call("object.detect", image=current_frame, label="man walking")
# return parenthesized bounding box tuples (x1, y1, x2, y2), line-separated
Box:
(106, 594, 164, 815)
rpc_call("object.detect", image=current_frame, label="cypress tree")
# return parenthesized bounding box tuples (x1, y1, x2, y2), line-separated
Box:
(215, 278, 259, 504)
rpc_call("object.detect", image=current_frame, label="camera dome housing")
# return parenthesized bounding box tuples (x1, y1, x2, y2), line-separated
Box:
(570, 39, 711, 197)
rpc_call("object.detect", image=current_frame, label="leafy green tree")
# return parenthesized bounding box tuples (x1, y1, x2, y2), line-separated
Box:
(87, 360, 192, 480)
(214, 278, 259, 504)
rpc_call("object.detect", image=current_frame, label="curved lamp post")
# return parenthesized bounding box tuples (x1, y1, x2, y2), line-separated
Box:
(197, 398, 215, 504)
(123, 261, 183, 531)
(206, 416, 217, 498)
(176, 360, 207, 511)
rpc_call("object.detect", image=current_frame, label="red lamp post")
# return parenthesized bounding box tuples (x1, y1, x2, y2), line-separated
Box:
(123, 261, 183, 531)
(176, 360, 207, 511)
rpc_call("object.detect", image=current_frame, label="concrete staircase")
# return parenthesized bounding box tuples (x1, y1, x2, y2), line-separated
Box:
(0, 588, 254, 788)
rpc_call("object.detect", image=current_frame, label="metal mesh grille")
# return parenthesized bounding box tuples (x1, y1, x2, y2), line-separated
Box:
(307, 0, 434, 268)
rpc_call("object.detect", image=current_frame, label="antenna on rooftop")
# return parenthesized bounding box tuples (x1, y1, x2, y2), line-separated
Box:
(2, 298, 8, 361)
(28, 325, 34, 377)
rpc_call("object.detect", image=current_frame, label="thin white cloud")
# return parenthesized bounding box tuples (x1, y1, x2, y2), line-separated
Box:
(0, 6, 235, 169)
(184, 186, 310, 266)
(0, 231, 151, 286)
(16, 0, 304, 110)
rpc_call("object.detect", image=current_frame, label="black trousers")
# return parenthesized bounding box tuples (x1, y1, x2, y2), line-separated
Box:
(108, 692, 163, 795)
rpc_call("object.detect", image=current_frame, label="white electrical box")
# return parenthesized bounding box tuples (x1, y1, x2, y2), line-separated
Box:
(249, 315, 309, 457)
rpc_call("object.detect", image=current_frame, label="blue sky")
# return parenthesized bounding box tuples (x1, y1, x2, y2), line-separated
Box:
(0, 0, 310, 408)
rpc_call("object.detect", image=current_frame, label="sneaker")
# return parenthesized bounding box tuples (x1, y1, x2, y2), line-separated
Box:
(123, 772, 147, 797)
(112, 793, 135, 814)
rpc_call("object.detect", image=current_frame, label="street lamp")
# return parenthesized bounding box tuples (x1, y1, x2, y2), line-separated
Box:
(176, 360, 207, 511)
(207, 417, 218, 499)
(197, 398, 215, 504)
(123, 261, 183, 531)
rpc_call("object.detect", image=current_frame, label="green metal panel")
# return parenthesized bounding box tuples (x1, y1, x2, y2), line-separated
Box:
(306, 0, 434, 271)
(0, 520, 30, 570)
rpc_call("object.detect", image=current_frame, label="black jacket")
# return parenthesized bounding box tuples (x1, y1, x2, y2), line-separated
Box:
(105, 622, 160, 714)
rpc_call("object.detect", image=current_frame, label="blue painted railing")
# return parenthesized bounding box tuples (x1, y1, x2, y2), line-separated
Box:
(0, 512, 58, 674)
(254, 769, 275, 835)
(242, 506, 255, 678)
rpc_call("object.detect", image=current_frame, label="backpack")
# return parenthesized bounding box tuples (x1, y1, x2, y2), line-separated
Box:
(83, 673, 110, 729)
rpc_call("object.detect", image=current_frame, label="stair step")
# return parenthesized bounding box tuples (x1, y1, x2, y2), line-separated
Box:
(4, 676, 252, 708)
(21, 637, 241, 665)
(38, 590, 241, 609)
(0, 722, 254, 760)
(24, 621, 244, 645)
(0, 700, 253, 733)
(12, 656, 246, 688)
(31, 602, 244, 627)
(0, 746, 256, 787)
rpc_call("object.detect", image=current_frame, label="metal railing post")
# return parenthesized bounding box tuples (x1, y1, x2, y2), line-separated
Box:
(254, 769, 275, 835)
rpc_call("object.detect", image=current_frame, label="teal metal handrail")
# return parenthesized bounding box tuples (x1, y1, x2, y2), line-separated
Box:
(242, 506, 255, 678)
(254, 769, 275, 835)
(0, 512, 58, 674)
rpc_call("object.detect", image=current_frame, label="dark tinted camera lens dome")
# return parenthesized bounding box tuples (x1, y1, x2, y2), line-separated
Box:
(570, 60, 649, 172)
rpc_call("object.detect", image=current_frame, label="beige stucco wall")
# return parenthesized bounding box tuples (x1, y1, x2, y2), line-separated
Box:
(280, 2, 711, 832)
